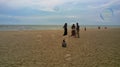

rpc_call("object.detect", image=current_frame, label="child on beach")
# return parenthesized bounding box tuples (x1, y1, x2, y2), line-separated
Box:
(62, 39, 67, 47)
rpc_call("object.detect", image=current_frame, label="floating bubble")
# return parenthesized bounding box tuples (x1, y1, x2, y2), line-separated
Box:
(99, 8, 114, 22)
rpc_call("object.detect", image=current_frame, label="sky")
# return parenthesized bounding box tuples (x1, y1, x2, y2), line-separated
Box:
(0, 0, 120, 25)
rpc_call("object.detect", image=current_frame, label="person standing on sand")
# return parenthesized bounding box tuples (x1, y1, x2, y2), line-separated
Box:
(76, 23, 80, 38)
(84, 27, 86, 31)
(105, 26, 107, 29)
(71, 24, 76, 37)
(63, 23, 67, 36)
(98, 26, 100, 29)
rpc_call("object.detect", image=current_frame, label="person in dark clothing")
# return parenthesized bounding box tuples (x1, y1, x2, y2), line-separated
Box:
(84, 27, 86, 31)
(63, 23, 67, 36)
(71, 24, 76, 37)
(76, 23, 80, 38)
(98, 26, 100, 29)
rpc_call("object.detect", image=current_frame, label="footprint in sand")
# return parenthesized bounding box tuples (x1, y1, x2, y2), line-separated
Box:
(51, 34, 56, 38)
(37, 35, 42, 38)
(64, 53, 72, 61)
(36, 35, 42, 42)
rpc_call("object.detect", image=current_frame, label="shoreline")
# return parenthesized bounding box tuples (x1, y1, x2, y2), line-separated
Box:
(0, 27, 120, 32)
(0, 25, 120, 31)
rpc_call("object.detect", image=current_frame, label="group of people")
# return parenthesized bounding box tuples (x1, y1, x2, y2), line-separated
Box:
(63, 23, 80, 38)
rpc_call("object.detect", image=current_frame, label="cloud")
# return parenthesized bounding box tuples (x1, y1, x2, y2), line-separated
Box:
(0, 0, 120, 25)
(0, 0, 119, 11)
(0, 0, 72, 11)
(2, 0, 117, 11)
(88, 0, 120, 9)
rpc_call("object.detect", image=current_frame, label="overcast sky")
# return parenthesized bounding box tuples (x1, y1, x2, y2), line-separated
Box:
(0, 0, 120, 25)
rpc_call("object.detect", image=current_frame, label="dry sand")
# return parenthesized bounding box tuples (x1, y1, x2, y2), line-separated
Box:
(0, 28, 120, 67)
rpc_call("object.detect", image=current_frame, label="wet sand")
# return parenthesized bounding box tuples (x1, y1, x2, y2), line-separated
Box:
(0, 28, 120, 67)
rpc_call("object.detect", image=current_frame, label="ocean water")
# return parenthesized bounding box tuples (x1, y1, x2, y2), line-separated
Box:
(0, 25, 120, 31)
(0, 25, 63, 31)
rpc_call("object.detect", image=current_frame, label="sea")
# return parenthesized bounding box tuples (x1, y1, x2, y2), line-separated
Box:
(0, 25, 120, 31)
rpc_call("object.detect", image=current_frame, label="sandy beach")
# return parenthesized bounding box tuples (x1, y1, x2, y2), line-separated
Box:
(0, 28, 120, 67)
